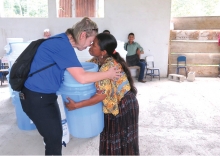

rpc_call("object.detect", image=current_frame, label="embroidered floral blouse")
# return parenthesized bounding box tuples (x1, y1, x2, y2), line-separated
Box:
(87, 57, 131, 116)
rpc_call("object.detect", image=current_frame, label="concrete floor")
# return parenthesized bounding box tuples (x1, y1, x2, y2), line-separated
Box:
(1, 77, 220, 155)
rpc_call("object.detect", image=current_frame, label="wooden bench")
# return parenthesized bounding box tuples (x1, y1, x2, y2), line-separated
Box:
(168, 74, 186, 82)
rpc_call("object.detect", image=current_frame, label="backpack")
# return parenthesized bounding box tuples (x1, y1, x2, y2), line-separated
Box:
(9, 38, 56, 92)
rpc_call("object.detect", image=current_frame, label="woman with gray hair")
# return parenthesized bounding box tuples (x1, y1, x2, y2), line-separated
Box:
(20, 17, 121, 155)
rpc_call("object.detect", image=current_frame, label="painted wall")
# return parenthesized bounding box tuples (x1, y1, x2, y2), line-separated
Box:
(0, 0, 171, 77)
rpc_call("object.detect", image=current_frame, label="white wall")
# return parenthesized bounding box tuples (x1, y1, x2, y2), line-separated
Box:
(0, 0, 171, 77)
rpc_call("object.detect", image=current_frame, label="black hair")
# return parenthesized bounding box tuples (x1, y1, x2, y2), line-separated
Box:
(96, 33, 137, 96)
(128, 32, 134, 37)
(103, 30, 110, 34)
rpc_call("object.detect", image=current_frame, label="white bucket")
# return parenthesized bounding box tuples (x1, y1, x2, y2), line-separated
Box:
(187, 72, 195, 82)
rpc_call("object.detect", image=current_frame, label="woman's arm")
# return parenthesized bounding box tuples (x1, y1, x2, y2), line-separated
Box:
(67, 66, 120, 84)
(65, 94, 106, 110)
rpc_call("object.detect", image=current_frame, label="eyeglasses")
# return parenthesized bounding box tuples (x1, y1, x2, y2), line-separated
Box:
(84, 28, 98, 32)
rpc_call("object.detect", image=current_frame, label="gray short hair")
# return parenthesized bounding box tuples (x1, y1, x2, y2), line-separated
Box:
(66, 17, 98, 43)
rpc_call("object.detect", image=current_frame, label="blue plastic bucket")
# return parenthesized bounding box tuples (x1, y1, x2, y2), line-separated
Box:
(58, 62, 104, 138)
(12, 91, 36, 130)
(6, 73, 13, 98)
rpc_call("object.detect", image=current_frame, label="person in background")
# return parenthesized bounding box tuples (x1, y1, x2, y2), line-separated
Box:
(20, 17, 121, 155)
(43, 29, 51, 39)
(103, 29, 110, 34)
(124, 32, 146, 83)
(65, 33, 139, 155)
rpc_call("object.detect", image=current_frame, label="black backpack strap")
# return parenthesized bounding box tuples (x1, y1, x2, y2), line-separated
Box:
(126, 43, 128, 51)
(28, 63, 56, 77)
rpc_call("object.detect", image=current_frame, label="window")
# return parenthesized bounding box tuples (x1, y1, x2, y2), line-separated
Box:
(171, 0, 220, 17)
(57, 0, 104, 18)
(0, 0, 48, 18)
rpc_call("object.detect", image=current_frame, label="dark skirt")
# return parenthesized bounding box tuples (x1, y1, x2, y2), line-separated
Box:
(99, 91, 139, 155)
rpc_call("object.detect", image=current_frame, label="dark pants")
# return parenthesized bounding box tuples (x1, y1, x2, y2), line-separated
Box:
(136, 61, 146, 81)
(20, 87, 63, 155)
(126, 54, 146, 81)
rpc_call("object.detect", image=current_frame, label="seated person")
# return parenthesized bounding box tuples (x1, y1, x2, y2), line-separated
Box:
(124, 32, 146, 83)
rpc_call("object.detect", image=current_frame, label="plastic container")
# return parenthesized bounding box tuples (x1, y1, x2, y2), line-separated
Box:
(187, 72, 195, 82)
(7, 42, 30, 68)
(6, 69, 14, 98)
(58, 62, 104, 138)
(4, 38, 24, 54)
(12, 91, 36, 130)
